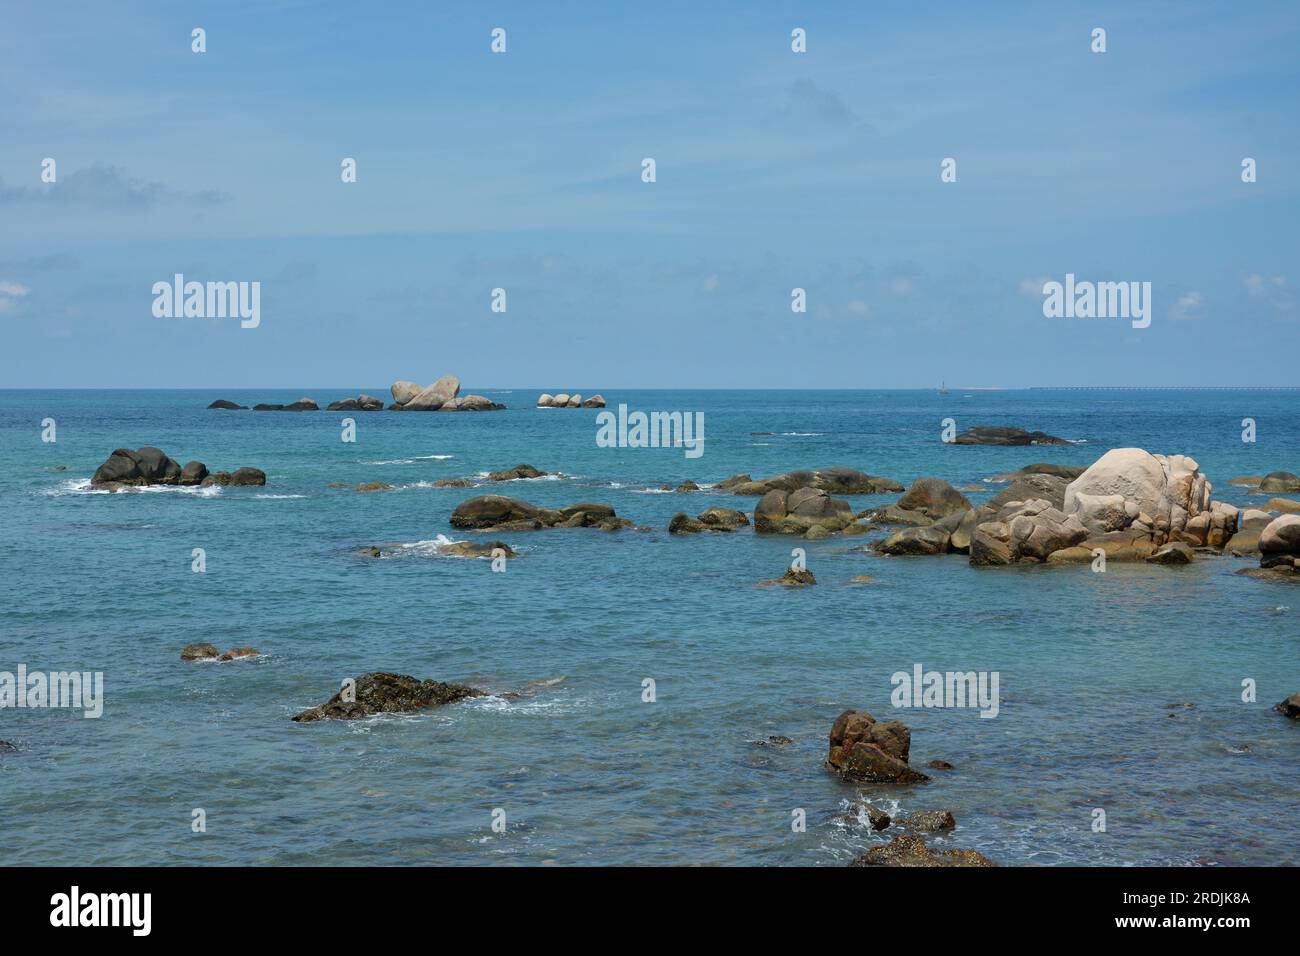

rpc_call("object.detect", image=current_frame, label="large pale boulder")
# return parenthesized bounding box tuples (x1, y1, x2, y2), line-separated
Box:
(1260, 515, 1300, 555)
(391, 380, 421, 405)
(403, 374, 461, 410)
(1063, 448, 1216, 542)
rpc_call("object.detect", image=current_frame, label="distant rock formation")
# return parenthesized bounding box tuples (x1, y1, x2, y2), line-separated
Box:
(91, 447, 264, 490)
(292, 672, 484, 722)
(387, 375, 504, 411)
(327, 394, 384, 411)
(537, 393, 605, 408)
(450, 495, 632, 532)
(723, 467, 901, 497)
(207, 399, 246, 410)
(254, 397, 318, 411)
(952, 426, 1070, 445)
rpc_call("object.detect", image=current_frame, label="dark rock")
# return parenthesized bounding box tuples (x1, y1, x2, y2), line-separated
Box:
(1146, 542, 1194, 565)
(986, 473, 1071, 510)
(450, 495, 629, 531)
(1260, 471, 1300, 493)
(675, 480, 700, 492)
(180, 643, 221, 661)
(826, 709, 929, 784)
(207, 399, 246, 410)
(1275, 693, 1300, 719)
(486, 464, 546, 481)
(0, 741, 17, 754)
(291, 672, 484, 722)
(730, 467, 901, 497)
(254, 397, 318, 411)
(219, 647, 259, 661)
(850, 834, 995, 868)
(903, 810, 957, 832)
(431, 478, 474, 488)
(671, 507, 749, 534)
(992, 463, 1086, 481)
(179, 461, 208, 486)
(927, 760, 955, 770)
(953, 426, 1070, 446)
(229, 467, 267, 486)
(757, 566, 817, 588)
(754, 487, 854, 535)
(896, 478, 973, 519)
(876, 525, 952, 556)
(669, 512, 706, 534)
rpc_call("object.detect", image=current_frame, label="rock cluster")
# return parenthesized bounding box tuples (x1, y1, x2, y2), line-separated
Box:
(669, 508, 750, 534)
(91, 447, 265, 490)
(952, 426, 1070, 446)
(1239, 515, 1300, 583)
(722, 467, 901, 496)
(450, 495, 632, 532)
(825, 709, 929, 784)
(537, 393, 605, 407)
(327, 394, 385, 411)
(850, 834, 995, 868)
(254, 397, 319, 411)
(754, 486, 855, 536)
(291, 672, 484, 722)
(180, 643, 260, 662)
(388, 375, 503, 411)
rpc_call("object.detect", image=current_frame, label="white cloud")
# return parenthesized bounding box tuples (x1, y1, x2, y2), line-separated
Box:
(847, 299, 871, 316)
(1018, 276, 1051, 298)
(1169, 290, 1202, 321)
(702, 273, 720, 293)
(0, 279, 31, 315)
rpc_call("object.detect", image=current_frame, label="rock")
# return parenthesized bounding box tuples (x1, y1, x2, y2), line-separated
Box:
(357, 482, 392, 492)
(754, 487, 854, 535)
(179, 461, 208, 486)
(754, 735, 793, 748)
(950, 506, 994, 553)
(536, 393, 555, 407)
(358, 546, 381, 558)
(1224, 529, 1262, 555)
(671, 508, 748, 534)
(253, 397, 318, 412)
(953, 426, 1069, 446)
(1063, 448, 1218, 543)
(986, 473, 1072, 511)
(402, 375, 461, 410)
(552, 393, 571, 407)
(92, 447, 177, 486)
(291, 672, 484, 722)
(842, 802, 892, 831)
(902, 810, 957, 832)
(391, 381, 422, 406)
(450, 495, 629, 532)
(970, 499, 1087, 565)
(676, 480, 700, 492)
(1275, 693, 1300, 719)
(1260, 471, 1300, 493)
(229, 467, 267, 486)
(200, 472, 232, 486)
(566, 394, 582, 407)
(1262, 498, 1300, 514)
(992, 464, 1086, 481)
(1146, 542, 1194, 565)
(825, 710, 929, 784)
(876, 525, 952, 555)
(219, 647, 259, 661)
(327, 394, 385, 412)
(927, 759, 955, 770)
(896, 477, 972, 519)
(757, 566, 817, 588)
(438, 540, 516, 559)
(0, 740, 17, 754)
(669, 512, 706, 534)
(729, 468, 900, 496)
(717, 474, 753, 490)
(431, 477, 474, 488)
(582, 395, 606, 408)
(1260, 515, 1300, 555)
(327, 398, 360, 411)
(487, 464, 547, 481)
(207, 399, 246, 410)
(850, 834, 995, 868)
(1230, 475, 1264, 486)
(440, 394, 504, 412)
(1236, 563, 1300, 583)
(180, 643, 220, 661)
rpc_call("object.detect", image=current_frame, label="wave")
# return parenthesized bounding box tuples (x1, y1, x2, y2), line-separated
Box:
(253, 493, 306, 499)
(42, 478, 222, 498)
(475, 471, 571, 482)
(359, 454, 455, 465)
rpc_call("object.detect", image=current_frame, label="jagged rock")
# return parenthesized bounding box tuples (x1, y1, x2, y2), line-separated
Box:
(291, 672, 484, 722)
(826, 710, 928, 784)
(180, 643, 220, 661)
(850, 834, 995, 868)
(1260, 471, 1300, 493)
(953, 426, 1069, 446)
(902, 810, 957, 832)
(207, 399, 246, 410)
(970, 499, 1087, 565)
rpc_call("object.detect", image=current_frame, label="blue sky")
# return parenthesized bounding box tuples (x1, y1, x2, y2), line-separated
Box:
(1, 0, 1297, 388)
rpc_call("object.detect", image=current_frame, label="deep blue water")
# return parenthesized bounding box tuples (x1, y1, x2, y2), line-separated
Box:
(1, 387, 1298, 866)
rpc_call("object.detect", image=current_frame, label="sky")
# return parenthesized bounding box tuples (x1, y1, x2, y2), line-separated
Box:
(1, 0, 1297, 389)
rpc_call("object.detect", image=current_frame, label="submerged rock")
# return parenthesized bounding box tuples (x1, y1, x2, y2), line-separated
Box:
(180, 643, 221, 661)
(953, 426, 1069, 446)
(291, 672, 484, 722)
(826, 709, 929, 784)
(757, 566, 817, 588)
(220, 647, 260, 661)
(669, 507, 749, 534)
(850, 834, 995, 868)
(438, 540, 517, 559)
(486, 464, 547, 481)
(207, 399, 246, 410)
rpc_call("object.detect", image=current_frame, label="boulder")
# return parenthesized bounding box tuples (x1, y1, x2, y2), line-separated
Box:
(729, 468, 900, 496)
(825, 710, 929, 784)
(992, 464, 1086, 481)
(1146, 542, 1194, 565)
(953, 426, 1069, 446)
(552, 393, 571, 407)
(179, 461, 208, 486)
(229, 467, 267, 487)
(567, 394, 582, 407)
(327, 394, 385, 411)
(1262, 498, 1300, 514)
(219, 647, 259, 661)
(902, 810, 957, 833)
(850, 834, 995, 868)
(450, 495, 629, 531)
(1260, 472, 1300, 493)
(896, 477, 972, 519)
(536, 393, 555, 407)
(1063, 448, 1220, 544)
(757, 566, 817, 588)
(986, 473, 1071, 510)
(486, 464, 547, 481)
(582, 395, 606, 408)
(437, 540, 516, 559)
(91, 447, 256, 490)
(440, 394, 504, 412)
(950, 506, 995, 553)
(1260, 515, 1300, 555)
(668, 512, 706, 534)
(401, 375, 461, 410)
(1275, 693, 1300, 719)
(676, 480, 700, 492)
(207, 399, 246, 410)
(753, 487, 854, 535)
(391, 381, 422, 406)
(1230, 475, 1264, 486)
(970, 499, 1087, 565)
(671, 508, 748, 533)
(291, 672, 484, 722)
(876, 526, 952, 556)
(180, 643, 220, 661)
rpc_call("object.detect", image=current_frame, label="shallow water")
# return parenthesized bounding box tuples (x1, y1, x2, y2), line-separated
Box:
(1, 388, 1297, 865)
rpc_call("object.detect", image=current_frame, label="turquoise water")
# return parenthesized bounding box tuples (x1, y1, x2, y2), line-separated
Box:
(1, 388, 1297, 866)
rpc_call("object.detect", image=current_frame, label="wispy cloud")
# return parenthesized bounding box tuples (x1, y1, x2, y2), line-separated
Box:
(0, 162, 229, 210)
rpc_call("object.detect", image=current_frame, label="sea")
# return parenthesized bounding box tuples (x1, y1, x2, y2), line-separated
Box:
(1, 387, 1297, 866)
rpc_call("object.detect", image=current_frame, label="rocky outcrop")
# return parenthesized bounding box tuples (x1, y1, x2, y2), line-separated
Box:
(440, 394, 505, 411)
(537, 392, 592, 408)
(826, 710, 929, 784)
(757, 566, 817, 588)
(401, 374, 460, 410)
(669, 508, 750, 534)
(582, 395, 606, 408)
(901, 810, 957, 833)
(291, 672, 484, 722)
(727, 467, 901, 496)
(895, 478, 972, 519)
(1237, 515, 1300, 583)
(850, 834, 995, 868)
(327, 394, 385, 411)
(450, 495, 632, 532)
(953, 426, 1069, 446)
(992, 463, 1086, 481)
(1260, 471, 1300, 493)
(876, 525, 952, 556)
(486, 464, 547, 481)
(1275, 693, 1300, 719)
(254, 397, 318, 411)
(754, 487, 855, 536)
(384, 375, 501, 411)
(91, 448, 263, 490)
(207, 399, 246, 410)
(970, 499, 1088, 565)
(180, 643, 221, 661)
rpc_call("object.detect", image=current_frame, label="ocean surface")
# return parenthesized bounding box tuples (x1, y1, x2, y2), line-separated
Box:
(1, 387, 1298, 866)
